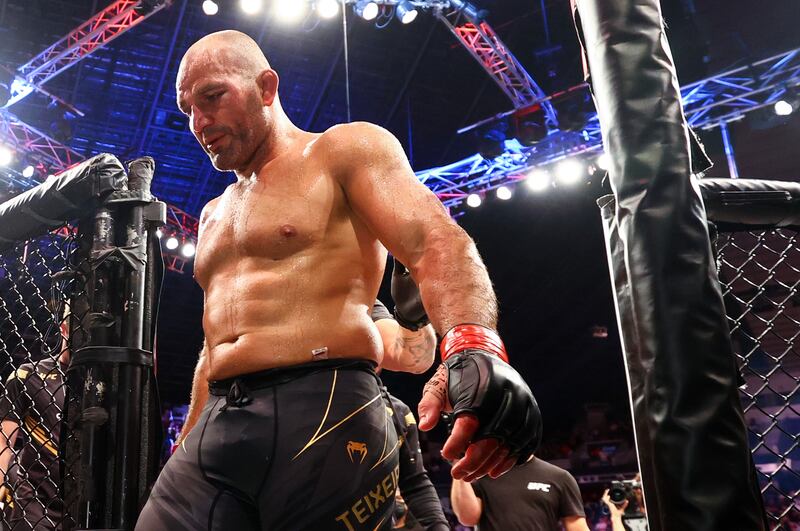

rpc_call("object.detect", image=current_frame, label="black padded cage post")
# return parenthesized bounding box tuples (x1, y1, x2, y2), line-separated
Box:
(573, 0, 767, 528)
(598, 178, 800, 530)
(0, 154, 165, 530)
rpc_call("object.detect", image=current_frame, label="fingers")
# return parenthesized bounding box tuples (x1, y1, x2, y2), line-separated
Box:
(489, 453, 517, 479)
(443, 414, 520, 481)
(451, 437, 500, 481)
(442, 414, 479, 461)
(466, 444, 510, 483)
(418, 364, 447, 431)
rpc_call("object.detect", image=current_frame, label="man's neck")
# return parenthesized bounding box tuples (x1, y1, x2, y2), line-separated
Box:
(235, 115, 304, 181)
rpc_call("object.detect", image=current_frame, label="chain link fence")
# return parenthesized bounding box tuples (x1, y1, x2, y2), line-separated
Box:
(0, 228, 81, 530)
(716, 228, 800, 530)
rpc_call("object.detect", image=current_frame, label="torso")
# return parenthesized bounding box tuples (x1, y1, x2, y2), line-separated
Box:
(194, 128, 387, 380)
(474, 458, 584, 531)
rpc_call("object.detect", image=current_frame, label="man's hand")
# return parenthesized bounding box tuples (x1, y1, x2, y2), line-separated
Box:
(602, 489, 628, 516)
(418, 325, 542, 483)
(391, 257, 429, 331)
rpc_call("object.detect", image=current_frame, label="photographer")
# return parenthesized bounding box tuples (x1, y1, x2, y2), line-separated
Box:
(601, 476, 648, 531)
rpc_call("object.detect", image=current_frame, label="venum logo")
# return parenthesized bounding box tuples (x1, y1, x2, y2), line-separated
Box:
(346, 441, 368, 464)
(527, 482, 551, 492)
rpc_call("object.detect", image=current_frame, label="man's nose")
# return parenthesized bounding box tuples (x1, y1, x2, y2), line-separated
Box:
(190, 106, 212, 137)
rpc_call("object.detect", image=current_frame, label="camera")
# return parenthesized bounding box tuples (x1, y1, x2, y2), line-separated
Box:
(609, 479, 641, 512)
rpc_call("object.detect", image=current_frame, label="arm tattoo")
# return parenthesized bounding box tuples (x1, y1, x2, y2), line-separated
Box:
(395, 329, 436, 369)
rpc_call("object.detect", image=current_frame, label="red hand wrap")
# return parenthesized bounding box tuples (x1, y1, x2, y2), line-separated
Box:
(440, 324, 509, 363)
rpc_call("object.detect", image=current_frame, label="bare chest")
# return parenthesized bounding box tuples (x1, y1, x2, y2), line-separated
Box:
(194, 169, 338, 285)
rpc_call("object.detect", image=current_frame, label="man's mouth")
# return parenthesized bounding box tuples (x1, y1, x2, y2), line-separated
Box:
(204, 134, 226, 153)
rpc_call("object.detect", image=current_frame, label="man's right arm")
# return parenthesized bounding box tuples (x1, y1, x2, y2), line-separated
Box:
(602, 489, 628, 531)
(0, 420, 19, 487)
(177, 342, 209, 446)
(334, 123, 541, 482)
(449, 479, 483, 527)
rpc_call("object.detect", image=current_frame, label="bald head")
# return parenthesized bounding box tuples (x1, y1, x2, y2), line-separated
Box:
(175, 30, 283, 174)
(178, 30, 270, 88)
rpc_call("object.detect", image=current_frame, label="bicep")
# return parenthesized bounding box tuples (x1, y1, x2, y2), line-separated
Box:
(335, 124, 454, 268)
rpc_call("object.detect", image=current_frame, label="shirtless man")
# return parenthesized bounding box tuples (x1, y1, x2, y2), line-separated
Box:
(136, 30, 540, 531)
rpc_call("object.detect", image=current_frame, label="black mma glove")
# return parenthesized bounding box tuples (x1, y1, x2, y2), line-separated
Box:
(391, 257, 430, 331)
(441, 324, 542, 464)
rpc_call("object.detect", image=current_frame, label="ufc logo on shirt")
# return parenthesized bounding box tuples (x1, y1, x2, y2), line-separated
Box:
(527, 482, 551, 492)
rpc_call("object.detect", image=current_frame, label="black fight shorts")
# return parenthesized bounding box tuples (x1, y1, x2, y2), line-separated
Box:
(136, 360, 400, 531)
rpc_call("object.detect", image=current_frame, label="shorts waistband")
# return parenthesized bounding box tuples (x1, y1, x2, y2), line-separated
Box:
(208, 358, 377, 396)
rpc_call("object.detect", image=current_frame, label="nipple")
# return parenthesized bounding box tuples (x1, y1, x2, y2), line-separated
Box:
(280, 224, 297, 238)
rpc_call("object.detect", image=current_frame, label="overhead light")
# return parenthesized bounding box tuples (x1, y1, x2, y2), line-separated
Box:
(354, 0, 378, 20)
(496, 186, 512, 200)
(22, 165, 35, 178)
(273, 0, 308, 22)
(181, 242, 196, 258)
(596, 153, 610, 171)
(554, 159, 584, 185)
(396, 1, 417, 24)
(202, 0, 219, 15)
(240, 0, 262, 15)
(0, 146, 13, 167)
(165, 236, 179, 250)
(774, 99, 794, 116)
(466, 193, 482, 208)
(525, 169, 550, 192)
(317, 0, 339, 19)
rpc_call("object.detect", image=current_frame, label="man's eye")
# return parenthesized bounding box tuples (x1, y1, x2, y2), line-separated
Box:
(208, 92, 223, 100)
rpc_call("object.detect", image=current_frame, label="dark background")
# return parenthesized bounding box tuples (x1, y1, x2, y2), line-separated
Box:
(1, 0, 799, 438)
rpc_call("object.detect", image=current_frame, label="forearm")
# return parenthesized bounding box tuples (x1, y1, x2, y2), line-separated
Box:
(400, 473, 447, 528)
(611, 515, 626, 531)
(178, 346, 209, 444)
(410, 225, 497, 334)
(0, 449, 10, 485)
(398, 429, 447, 528)
(392, 325, 437, 374)
(0, 421, 19, 484)
(449, 478, 482, 526)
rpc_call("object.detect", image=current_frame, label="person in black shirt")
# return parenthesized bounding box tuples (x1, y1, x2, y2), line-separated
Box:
(451, 456, 589, 531)
(381, 388, 448, 531)
(371, 259, 447, 531)
(0, 314, 69, 531)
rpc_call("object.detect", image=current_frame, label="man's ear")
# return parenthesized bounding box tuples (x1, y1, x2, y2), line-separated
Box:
(258, 69, 279, 106)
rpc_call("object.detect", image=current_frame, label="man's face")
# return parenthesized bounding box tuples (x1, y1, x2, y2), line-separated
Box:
(176, 54, 267, 172)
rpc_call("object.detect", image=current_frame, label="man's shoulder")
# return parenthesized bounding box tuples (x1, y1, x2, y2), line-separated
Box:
(317, 122, 399, 159)
(320, 121, 390, 141)
(529, 458, 579, 485)
(6, 362, 36, 383)
(199, 191, 231, 227)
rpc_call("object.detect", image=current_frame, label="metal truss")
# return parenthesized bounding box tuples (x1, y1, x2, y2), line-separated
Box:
(4, 0, 170, 108)
(421, 46, 800, 210)
(3, 0, 799, 248)
(0, 110, 82, 171)
(682, 48, 800, 129)
(436, 3, 558, 129)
